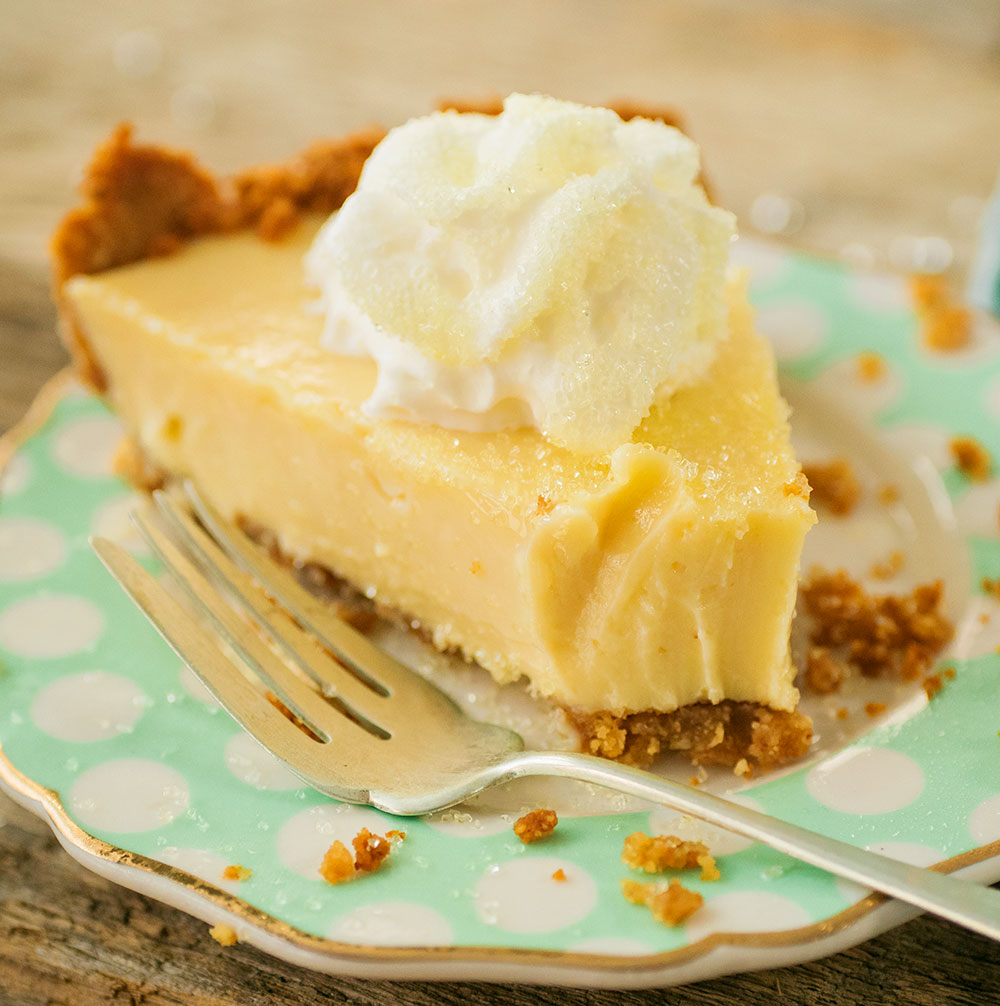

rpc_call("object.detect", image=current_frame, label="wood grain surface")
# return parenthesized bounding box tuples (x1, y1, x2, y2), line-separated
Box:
(3, 1, 1000, 1002)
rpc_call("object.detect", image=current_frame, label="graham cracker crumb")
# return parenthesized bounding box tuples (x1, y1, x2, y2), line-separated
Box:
(209, 923, 238, 947)
(319, 827, 397, 884)
(804, 646, 844, 695)
(801, 459, 862, 516)
(221, 864, 252, 882)
(870, 550, 905, 581)
(836, 707, 849, 720)
(552, 868, 567, 882)
(950, 436, 991, 482)
(923, 674, 945, 700)
(353, 828, 392, 873)
(801, 569, 953, 683)
(981, 577, 1000, 600)
(864, 702, 888, 717)
(318, 841, 355, 885)
(622, 832, 710, 874)
(513, 809, 558, 844)
(621, 878, 703, 926)
(877, 484, 900, 506)
(733, 757, 752, 779)
(386, 829, 406, 844)
(697, 853, 721, 882)
(688, 775, 702, 786)
(910, 274, 973, 352)
(855, 351, 887, 381)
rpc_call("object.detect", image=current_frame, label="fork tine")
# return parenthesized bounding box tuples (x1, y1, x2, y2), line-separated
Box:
(183, 481, 439, 698)
(150, 490, 398, 734)
(130, 503, 385, 745)
(90, 537, 371, 802)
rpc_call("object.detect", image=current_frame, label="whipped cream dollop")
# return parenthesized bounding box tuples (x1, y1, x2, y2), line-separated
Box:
(306, 94, 735, 454)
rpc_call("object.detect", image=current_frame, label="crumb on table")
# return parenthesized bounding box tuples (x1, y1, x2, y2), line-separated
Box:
(222, 864, 252, 882)
(950, 436, 991, 482)
(513, 808, 558, 844)
(209, 923, 239, 947)
(621, 878, 703, 926)
(801, 459, 862, 516)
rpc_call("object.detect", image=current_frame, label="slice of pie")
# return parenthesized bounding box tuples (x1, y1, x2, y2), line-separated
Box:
(51, 99, 815, 769)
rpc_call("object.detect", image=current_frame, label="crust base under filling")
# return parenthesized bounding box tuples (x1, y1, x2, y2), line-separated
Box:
(115, 438, 813, 772)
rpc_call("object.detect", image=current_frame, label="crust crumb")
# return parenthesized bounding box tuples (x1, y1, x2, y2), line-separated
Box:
(864, 702, 888, 717)
(922, 670, 954, 701)
(836, 707, 849, 720)
(910, 274, 972, 352)
(870, 550, 904, 581)
(552, 868, 568, 882)
(320, 827, 397, 884)
(209, 923, 238, 946)
(855, 351, 887, 381)
(621, 878, 703, 926)
(804, 646, 844, 695)
(801, 569, 952, 683)
(622, 832, 711, 874)
(982, 578, 1000, 600)
(877, 484, 900, 506)
(733, 757, 752, 779)
(222, 864, 252, 882)
(950, 436, 992, 482)
(513, 809, 558, 844)
(801, 459, 861, 516)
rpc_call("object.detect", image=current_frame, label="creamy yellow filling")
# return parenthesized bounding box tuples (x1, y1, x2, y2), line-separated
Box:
(65, 218, 814, 714)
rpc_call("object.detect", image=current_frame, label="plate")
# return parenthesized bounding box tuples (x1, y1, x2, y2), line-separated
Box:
(2, 240, 1000, 989)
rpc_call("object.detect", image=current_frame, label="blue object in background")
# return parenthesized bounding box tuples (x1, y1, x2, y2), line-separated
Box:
(970, 174, 1000, 317)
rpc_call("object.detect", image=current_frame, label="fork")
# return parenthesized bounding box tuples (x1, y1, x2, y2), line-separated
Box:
(91, 484, 1000, 942)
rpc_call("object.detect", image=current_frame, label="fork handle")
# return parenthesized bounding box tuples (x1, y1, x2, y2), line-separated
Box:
(498, 750, 1000, 942)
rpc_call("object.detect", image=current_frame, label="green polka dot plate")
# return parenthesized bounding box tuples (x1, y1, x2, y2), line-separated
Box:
(2, 239, 1000, 988)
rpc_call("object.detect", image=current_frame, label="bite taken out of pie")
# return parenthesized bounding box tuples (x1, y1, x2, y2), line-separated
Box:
(51, 95, 816, 771)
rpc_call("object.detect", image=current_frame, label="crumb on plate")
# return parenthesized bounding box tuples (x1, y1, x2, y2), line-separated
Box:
(865, 701, 888, 717)
(804, 646, 844, 695)
(855, 351, 887, 381)
(319, 827, 398, 884)
(870, 550, 905, 581)
(910, 274, 973, 352)
(552, 868, 567, 882)
(621, 878, 703, 926)
(513, 808, 558, 844)
(801, 459, 862, 516)
(950, 436, 991, 482)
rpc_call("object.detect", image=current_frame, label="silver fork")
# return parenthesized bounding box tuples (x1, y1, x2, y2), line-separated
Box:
(91, 484, 1000, 942)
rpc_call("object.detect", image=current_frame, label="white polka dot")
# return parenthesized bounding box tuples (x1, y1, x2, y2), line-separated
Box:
(0, 453, 31, 496)
(91, 493, 150, 557)
(0, 517, 67, 582)
(845, 272, 909, 313)
(69, 758, 189, 833)
(806, 747, 924, 815)
(834, 841, 945, 903)
(684, 891, 811, 941)
(51, 414, 123, 477)
(954, 480, 1000, 538)
(880, 422, 953, 472)
(158, 846, 245, 894)
(0, 594, 104, 658)
(425, 808, 512, 838)
(649, 795, 766, 857)
(225, 731, 303, 790)
(178, 663, 219, 706)
(474, 857, 597, 933)
(953, 598, 1000, 660)
(568, 937, 655, 956)
(969, 794, 1000, 845)
(730, 237, 791, 286)
(329, 902, 453, 947)
(31, 671, 147, 741)
(276, 804, 393, 880)
(755, 300, 829, 361)
(810, 354, 903, 420)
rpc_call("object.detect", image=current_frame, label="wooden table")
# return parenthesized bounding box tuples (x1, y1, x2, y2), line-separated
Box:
(2, 1, 1000, 1001)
